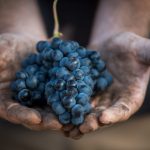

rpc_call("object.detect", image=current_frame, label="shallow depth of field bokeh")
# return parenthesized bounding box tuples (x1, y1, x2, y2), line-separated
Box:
(0, 0, 150, 150)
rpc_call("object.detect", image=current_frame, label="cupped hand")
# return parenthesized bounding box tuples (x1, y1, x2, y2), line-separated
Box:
(64, 32, 150, 139)
(0, 33, 62, 130)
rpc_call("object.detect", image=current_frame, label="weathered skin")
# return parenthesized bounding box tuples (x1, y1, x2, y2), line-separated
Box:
(1, 0, 150, 140)
(0, 33, 62, 130)
(64, 0, 150, 139)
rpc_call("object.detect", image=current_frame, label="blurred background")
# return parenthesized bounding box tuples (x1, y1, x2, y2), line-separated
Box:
(0, 0, 150, 149)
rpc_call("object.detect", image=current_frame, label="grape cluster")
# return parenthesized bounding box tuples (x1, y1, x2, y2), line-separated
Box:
(11, 38, 112, 125)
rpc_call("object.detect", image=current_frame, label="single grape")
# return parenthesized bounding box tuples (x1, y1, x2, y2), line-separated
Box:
(18, 89, 31, 106)
(76, 93, 90, 105)
(36, 41, 50, 53)
(13, 79, 26, 91)
(96, 59, 105, 72)
(76, 47, 87, 57)
(51, 49, 63, 61)
(71, 104, 84, 117)
(59, 41, 74, 55)
(73, 69, 84, 80)
(26, 76, 38, 89)
(96, 77, 108, 91)
(52, 101, 66, 115)
(83, 102, 92, 114)
(16, 71, 28, 79)
(59, 111, 71, 124)
(25, 65, 39, 75)
(54, 79, 66, 91)
(62, 96, 76, 109)
(47, 92, 60, 104)
(100, 70, 113, 85)
(71, 115, 84, 125)
(80, 66, 90, 75)
(51, 38, 63, 49)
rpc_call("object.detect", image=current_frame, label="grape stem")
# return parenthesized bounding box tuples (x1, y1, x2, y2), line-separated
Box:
(53, 0, 62, 38)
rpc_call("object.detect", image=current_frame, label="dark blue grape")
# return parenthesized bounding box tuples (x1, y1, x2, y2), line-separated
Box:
(68, 52, 79, 58)
(76, 47, 87, 57)
(13, 79, 26, 91)
(22, 54, 37, 68)
(36, 41, 50, 53)
(27, 54, 37, 63)
(48, 67, 59, 77)
(59, 90, 68, 98)
(36, 54, 43, 65)
(54, 79, 65, 90)
(59, 41, 74, 55)
(37, 82, 45, 93)
(76, 93, 90, 105)
(53, 61, 59, 67)
(96, 77, 108, 91)
(78, 85, 93, 96)
(66, 87, 78, 97)
(59, 57, 68, 67)
(52, 101, 66, 115)
(18, 89, 31, 106)
(66, 57, 80, 71)
(67, 80, 77, 88)
(70, 41, 79, 49)
(80, 66, 90, 75)
(45, 86, 54, 98)
(47, 92, 60, 104)
(16, 71, 28, 79)
(31, 91, 42, 102)
(51, 50, 63, 61)
(100, 70, 113, 85)
(90, 68, 99, 79)
(83, 103, 92, 114)
(73, 69, 84, 80)
(83, 76, 94, 89)
(62, 96, 76, 109)
(25, 65, 39, 75)
(55, 67, 69, 78)
(96, 60, 105, 72)
(51, 38, 63, 49)
(71, 116, 84, 125)
(41, 48, 53, 61)
(90, 51, 101, 60)
(40, 66, 48, 74)
(42, 60, 52, 68)
(76, 80, 86, 89)
(80, 58, 91, 66)
(26, 76, 38, 89)
(35, 71, 46, 82)
(63, 74, 75, 81)
(59, 112, 71, 124)
(71, 104, 84, 117)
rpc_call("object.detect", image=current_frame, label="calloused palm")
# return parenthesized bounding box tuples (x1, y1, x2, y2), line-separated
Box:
(0, 33, 62, 130)
(64, 32, 150, 139)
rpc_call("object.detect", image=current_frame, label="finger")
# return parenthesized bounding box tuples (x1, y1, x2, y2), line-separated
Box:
(99, 96, 143, 124)
(23, 109, 62, 131)
(79, 94, 111, 134)
(130, 33, 150, 65)
(6, 102, 41, 125)
(63, 124, 74, 132)
(67, 127, 83, 140)
(79, 113, 100, 134)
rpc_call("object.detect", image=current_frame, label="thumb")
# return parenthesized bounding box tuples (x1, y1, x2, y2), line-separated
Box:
(131, 34, 150, 65)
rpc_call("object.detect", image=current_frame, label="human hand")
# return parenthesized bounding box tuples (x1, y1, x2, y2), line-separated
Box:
(0, 33, 62, 130)
(64, 32, 150, 139)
